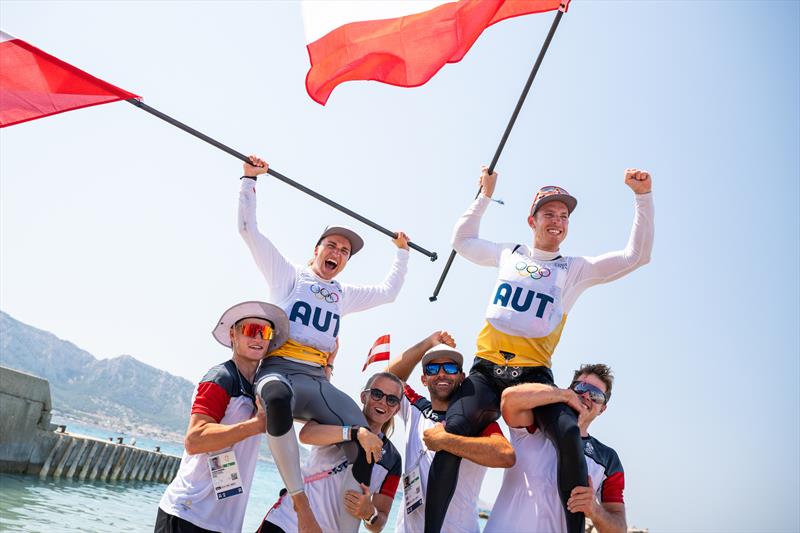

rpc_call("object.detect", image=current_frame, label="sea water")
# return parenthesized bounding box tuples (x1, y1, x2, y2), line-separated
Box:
(0, 420, 404, 532)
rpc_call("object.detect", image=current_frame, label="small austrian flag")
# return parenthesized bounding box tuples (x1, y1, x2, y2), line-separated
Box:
(363, 334, 390, 371)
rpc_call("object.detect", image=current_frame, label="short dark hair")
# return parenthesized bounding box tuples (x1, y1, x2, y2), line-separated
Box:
(572, 363, 614, 402)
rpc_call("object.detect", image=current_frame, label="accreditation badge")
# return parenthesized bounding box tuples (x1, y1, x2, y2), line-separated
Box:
(403, 464, 424, 515)
(208, 450, 243, 500)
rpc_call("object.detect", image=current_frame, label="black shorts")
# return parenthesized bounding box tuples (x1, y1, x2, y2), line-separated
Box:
(444, 358, 555, 437)
(154, 508, 218, 533)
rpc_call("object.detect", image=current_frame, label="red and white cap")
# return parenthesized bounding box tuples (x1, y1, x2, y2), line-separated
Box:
(529, 186, 578, 217)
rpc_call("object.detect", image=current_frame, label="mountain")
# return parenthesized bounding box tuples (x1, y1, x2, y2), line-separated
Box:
(0, 311, 194, 437)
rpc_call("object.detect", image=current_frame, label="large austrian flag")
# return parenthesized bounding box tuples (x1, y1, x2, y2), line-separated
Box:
(0, 31, 138, 127)
(302, 0, 565, 105)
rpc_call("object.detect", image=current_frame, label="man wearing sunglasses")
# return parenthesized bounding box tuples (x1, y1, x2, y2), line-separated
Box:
(426, 167, 653, 533)
(485, 363, 626, 533)
(239, 156, 411, 533)
(386, 331, 515, 533)
(156, 301, 289, 533)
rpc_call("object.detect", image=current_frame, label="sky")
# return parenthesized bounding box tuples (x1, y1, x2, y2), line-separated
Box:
(1, 1, 799, 531)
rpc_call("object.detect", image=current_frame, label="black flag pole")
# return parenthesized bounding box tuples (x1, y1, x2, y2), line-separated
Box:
(428, 2, 569, 301)
(126, 98, 438, 262)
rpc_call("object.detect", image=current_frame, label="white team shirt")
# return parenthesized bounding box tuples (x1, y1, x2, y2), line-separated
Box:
(453, 192, 654, 320)
(485, 427, 625, 533)
(238, 178, 409, 353)
(264, 436, 401, 532)
(396, 385, 502, 533)
(159, 361, 263, 533)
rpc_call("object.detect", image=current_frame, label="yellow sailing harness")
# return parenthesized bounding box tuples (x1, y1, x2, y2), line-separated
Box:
(268, 339, 329, 367)
(475, 315, 567, 368)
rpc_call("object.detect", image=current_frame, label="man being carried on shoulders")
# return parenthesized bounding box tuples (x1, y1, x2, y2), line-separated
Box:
(386, 331, 515, 533)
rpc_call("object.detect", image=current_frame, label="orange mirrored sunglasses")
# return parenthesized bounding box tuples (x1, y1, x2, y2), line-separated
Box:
(238, 322, 274, 341)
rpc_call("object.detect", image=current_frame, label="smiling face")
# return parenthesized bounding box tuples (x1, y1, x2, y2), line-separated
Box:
(421, 357, 465, 403)
(229, 318, 272, 363)
(573, 372, 608, 422)
(361, 376, 403, 427)
(528, 200, 570, 252)
(311, 235, 352, 280)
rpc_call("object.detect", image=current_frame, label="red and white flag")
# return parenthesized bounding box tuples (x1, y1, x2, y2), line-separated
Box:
(0, 31, 139, 127)
(302, 0, 566, 105)
(363, 334, 391, 371)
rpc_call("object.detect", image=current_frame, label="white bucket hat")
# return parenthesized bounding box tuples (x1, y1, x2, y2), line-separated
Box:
(212, 301, 289, 353)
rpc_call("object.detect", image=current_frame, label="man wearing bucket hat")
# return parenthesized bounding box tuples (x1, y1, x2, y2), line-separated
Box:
(385, 331, 515, 533)
(156, 301, 289, 533)
(424, 167, 653, 533)
(238, 156, 411, 533)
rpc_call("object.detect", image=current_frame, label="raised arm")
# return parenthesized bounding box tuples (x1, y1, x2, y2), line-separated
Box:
(422, 422, 515, 468)
(451, 166, 505, 266)
(340, 238, 410, 315)
(385, 331, 454, 381)
(237, 156, 298, 298)
(564, 169, 654, 309)
(501, 383, 586, 428)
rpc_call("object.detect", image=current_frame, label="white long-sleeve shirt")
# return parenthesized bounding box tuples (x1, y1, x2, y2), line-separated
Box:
(238, 178, 409, 355)
(452, 193, 654, 367)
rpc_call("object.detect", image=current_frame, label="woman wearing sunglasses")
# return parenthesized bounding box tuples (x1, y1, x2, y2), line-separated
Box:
(487, 364, 626, 532)
(258, 372, 404, 533)
(238, 156, 410, 533)
(424, 167, 653, 533)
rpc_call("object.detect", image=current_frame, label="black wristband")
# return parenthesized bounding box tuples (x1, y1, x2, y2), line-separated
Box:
(349, 425, 361, 442)
(240, 175, 257, 181)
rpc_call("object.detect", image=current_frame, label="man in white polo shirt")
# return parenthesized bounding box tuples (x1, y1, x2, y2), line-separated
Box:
(486, 363, 626, 533)
(386, 331, 516, 533)
(156, 301, 289, 533)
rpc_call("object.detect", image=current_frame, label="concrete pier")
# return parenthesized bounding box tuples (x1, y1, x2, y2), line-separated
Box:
(0, 366, 180, 483)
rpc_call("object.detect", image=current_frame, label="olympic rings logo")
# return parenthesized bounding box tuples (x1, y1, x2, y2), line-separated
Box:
(310, 284, 340, 304)
(515, 261, 551, 280)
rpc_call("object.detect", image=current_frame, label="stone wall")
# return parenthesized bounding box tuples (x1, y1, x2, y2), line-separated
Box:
(0, 365, 179, 482)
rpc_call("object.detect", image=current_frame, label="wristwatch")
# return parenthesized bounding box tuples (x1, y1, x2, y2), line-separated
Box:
(365, 506, 379, 526)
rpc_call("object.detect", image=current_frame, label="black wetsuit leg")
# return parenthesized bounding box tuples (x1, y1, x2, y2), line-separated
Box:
(256, 359, 374, 486)
(259, 377, 294, 437)
(424, 359, 575, 533)
(423, 367, 501, 533)
(534, 399, 587, 533)
(256, 521, 286, 533)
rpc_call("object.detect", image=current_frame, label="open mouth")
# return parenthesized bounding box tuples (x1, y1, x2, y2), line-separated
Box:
(324, 259, 338, 272)
(248, 343, 264, 350)
(374, 406, 386, 415)
(547, 228, 562, 236)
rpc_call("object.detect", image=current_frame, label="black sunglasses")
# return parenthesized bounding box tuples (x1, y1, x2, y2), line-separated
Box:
(570, 381, 608, 405)
(423, 362, 461, 376)
(364, 388, 401, 407)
